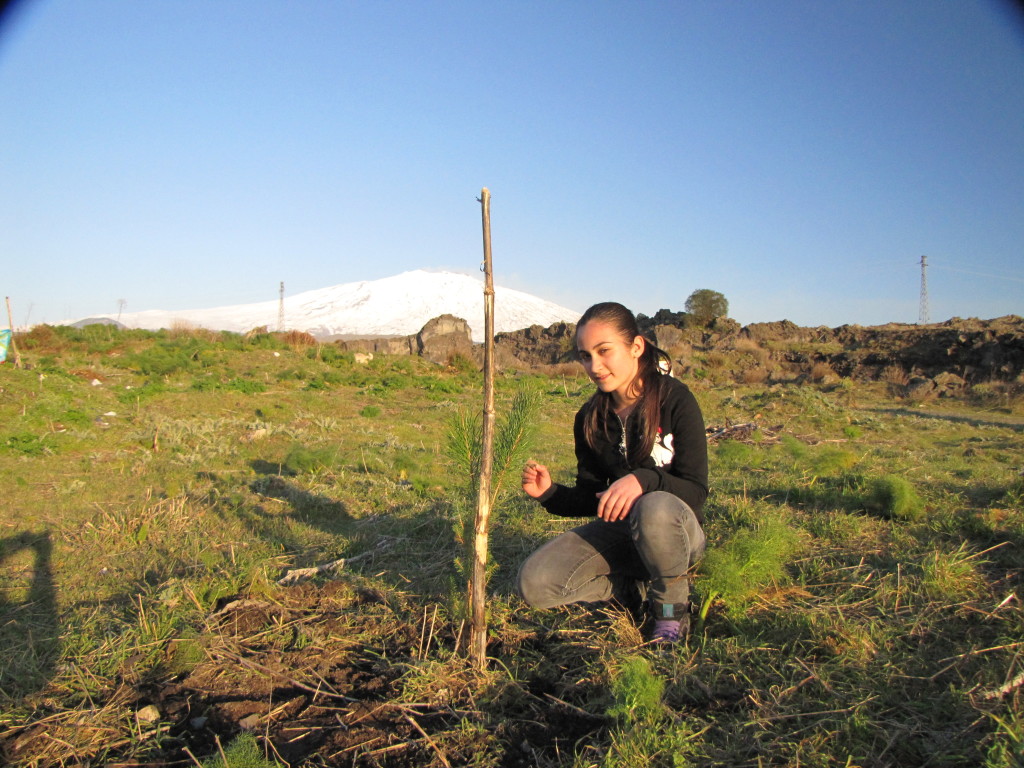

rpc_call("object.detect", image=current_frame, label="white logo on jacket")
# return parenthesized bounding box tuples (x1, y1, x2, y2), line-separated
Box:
(650, 430, 674, 467)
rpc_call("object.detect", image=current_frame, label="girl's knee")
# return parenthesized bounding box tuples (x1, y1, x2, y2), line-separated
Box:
(630, 492, 703, 550)
(516, 557, 556, 609)
(631, 491, 686, 530)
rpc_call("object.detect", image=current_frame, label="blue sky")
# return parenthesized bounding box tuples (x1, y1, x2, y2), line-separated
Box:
(1, 0, 1021, 328)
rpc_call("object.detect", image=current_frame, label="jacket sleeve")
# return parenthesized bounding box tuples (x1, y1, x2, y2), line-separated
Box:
(630, 381, 709, 518)
(539, 407, 607, 518)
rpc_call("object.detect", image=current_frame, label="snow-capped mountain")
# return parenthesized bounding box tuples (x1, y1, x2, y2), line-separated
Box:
(78, 270, 581, 342)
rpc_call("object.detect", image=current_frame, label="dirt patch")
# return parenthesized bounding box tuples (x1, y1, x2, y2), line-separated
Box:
(20, 581, 605, 767)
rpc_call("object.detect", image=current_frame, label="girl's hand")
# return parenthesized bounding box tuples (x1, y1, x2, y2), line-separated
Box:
(596, 474, 643, 522)
(522, 461, 552, 499)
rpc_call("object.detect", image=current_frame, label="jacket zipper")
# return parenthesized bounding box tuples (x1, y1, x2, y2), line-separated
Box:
(616, 412, 628, 459)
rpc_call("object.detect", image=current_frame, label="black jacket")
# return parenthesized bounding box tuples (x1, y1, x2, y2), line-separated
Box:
(540, 375, 709, 522)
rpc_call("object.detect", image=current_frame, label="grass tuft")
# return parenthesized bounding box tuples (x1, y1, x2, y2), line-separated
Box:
(866, 474, 925, 520)
(199, 733, 282, 767)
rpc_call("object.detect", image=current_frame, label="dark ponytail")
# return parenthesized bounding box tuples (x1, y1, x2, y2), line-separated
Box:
(576, 302, 672, 466)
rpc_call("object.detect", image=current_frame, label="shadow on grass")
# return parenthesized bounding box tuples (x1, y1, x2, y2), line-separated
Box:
(743, 480, 868, 516)
(0, 532, 60, 702)
(866, 406, 1024, 431)
(247, 471, 348, 521)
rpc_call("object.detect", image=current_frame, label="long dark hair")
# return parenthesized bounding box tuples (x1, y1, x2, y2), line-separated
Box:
(576, 302, 672, 466)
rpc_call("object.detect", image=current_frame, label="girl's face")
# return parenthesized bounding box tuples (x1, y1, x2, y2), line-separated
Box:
(576, 320, 645, 405)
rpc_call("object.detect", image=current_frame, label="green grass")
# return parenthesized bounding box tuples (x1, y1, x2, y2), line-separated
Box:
(0, 326, 1021, 767)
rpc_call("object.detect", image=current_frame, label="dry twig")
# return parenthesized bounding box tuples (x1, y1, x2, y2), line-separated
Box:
(277, 538, 393, 586)
(980, 669, 1024, 700)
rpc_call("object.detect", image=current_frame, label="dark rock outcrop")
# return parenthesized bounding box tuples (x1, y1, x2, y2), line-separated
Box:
(338, 314, 478, 366)
(416, 314, 475, 365)
(494, 322, 577, 365)
(334, 312, 1024, 388)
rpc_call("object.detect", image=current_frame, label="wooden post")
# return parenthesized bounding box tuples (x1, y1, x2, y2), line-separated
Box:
(5, 296, 23, 369)
(470, 188, 496, 669)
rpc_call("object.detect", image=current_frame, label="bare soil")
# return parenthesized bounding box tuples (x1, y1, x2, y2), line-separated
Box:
(105, 582, 603, 767)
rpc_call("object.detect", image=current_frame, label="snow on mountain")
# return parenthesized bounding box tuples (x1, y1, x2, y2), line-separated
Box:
(78, 270, 581, 342)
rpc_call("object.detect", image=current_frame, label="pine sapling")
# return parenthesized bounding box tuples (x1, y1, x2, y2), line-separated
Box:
(444, 388, 539, 624)
(697, 513, 800, 623)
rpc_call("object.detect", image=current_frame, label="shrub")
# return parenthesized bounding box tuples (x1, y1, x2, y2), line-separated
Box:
(191, 375, 221, 392)
(4, 432, 49, 456)
(705, 351, 728, 369)
(881, 365, 909, 387)
(127, 344, 196, 376)
(601, 655, 696, 767)
(225, 378, 267, 394)
(810, 362, 835, 382)
(865, 475, 924, 520)
(375, 374, 412, 391)
(547, 362, 581, 377)
(733, 336, 762, 354)
(244, 330, 287, 350)
(742, 366, 770, 385)
(19, 324, 66, 353)
(735, 336, 770, 368)
(699, 513, 800, 619)
(447, 352, 478, 373)
(811, 447, 859, 476)
(360, 405, 381, 418)
(166, 320, 208, 340)
(305, 372, 343, 390)
(312, 345, 352, 365)
(278, 330, 317, 347)
(607, 656, 664, 723)
(275, 368, 308, 382)
(282, 445, 342, 475)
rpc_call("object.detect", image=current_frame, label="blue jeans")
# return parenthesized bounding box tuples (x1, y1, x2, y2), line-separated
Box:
(516, 491, 705, 619)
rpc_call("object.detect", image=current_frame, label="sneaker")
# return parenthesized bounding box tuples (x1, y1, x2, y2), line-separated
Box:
(650, 615, 689, 644)
(648, 601, 693, 644)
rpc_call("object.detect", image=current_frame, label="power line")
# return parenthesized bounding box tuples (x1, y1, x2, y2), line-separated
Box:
(929, 264, 1024, 284)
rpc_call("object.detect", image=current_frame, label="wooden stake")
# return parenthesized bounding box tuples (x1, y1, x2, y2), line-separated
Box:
(5, 296, 23, 368)
(470, 188, 496, 669)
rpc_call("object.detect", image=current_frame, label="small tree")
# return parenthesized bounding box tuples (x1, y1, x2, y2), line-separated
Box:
(684, 289, 728, 327)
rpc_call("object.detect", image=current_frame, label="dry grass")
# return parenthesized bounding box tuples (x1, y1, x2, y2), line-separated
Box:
(732, 336, 765, 359)
(705, 351, 729, 369)
(741, 366, 771, 385)
(880, 364, 909, 386)
(810, 361, 835, 382)
(278, 330, 318, 347)
(168, 319, 220, 341)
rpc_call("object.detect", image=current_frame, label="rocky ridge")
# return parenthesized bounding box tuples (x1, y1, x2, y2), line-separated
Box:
(339, 314, 1024, 393)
